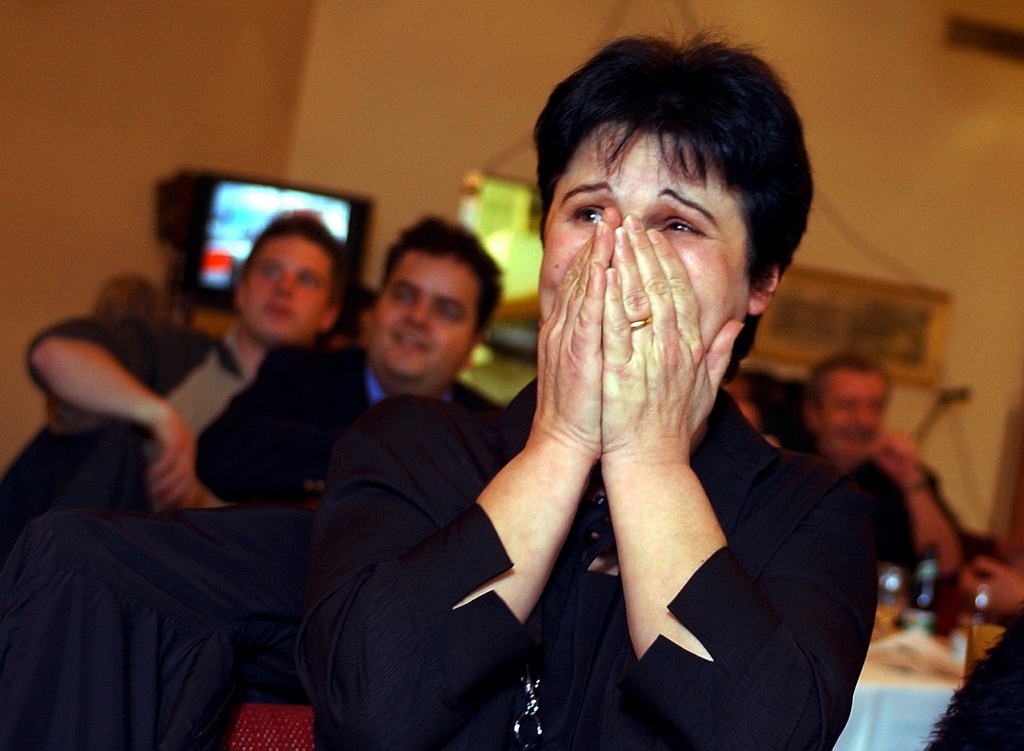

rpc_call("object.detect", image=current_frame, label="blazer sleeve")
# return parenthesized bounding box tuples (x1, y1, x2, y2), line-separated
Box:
(298, 398, 534, 750)
(619, 466, 876, 750)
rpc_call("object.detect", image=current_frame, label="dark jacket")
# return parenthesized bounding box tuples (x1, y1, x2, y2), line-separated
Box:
(299, 384, 877, 750)
(197, 346, 495, 503)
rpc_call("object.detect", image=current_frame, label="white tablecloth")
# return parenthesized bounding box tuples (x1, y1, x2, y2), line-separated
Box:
(833, 633, 961, 751)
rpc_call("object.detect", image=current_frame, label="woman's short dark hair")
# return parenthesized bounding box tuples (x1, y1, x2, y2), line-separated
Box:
(382, 216, 503, 331)
(534, 36, 812, 373)
(535, 35, 811, 280)
(243, 212, 349, 303)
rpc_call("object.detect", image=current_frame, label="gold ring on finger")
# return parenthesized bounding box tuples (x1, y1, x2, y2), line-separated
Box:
(629, 315, 653, 332)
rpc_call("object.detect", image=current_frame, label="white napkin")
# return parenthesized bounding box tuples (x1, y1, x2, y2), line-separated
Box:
(867, 630, 964, 680)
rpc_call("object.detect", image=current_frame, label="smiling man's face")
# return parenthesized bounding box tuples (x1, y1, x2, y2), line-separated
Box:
(804, 368, 888, 471)
(364, 250, 484, 399)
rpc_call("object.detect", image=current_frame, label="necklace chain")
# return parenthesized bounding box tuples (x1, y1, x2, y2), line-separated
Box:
(514, 483, 604, 748)
(513, 664, 543, 749)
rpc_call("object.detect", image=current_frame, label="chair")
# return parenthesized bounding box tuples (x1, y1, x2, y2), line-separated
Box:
(219, 703, 314, 751)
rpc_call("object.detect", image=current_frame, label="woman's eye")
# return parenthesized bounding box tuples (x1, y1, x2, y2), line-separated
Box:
(573, 206, 602, 224)
(665, 219, 693, 233)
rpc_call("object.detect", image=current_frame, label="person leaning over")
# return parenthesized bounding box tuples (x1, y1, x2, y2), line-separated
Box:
(0, 212, 345, 562)
(298, 34, 877, 749)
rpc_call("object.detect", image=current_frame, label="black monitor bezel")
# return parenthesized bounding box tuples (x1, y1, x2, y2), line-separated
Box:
(178, 171, 372, 310)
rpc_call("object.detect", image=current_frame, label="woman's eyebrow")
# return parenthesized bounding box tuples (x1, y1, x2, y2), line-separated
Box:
(661, 188, 717, 226)
(559, 182, 611, 205)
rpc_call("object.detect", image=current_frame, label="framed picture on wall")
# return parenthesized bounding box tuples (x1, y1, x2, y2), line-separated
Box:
(753, 265, 952, 386)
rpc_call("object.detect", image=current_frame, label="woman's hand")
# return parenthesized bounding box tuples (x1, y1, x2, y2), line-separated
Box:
(598, 215, 735, 658)
(470, 220, 614, 622)
(530, 219, 613, 465)
(600, 216, 742, 464)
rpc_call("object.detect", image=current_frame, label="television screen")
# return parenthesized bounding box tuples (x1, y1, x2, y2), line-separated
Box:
(168, 171, 372, 308)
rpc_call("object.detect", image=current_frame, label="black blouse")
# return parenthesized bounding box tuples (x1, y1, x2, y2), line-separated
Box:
(299, 383, 876, 750)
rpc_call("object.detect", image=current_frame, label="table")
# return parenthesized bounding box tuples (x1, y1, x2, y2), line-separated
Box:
(833, 633, 961, 751)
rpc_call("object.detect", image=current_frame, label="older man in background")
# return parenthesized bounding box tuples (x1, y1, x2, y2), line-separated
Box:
(803, 352, 963, 577)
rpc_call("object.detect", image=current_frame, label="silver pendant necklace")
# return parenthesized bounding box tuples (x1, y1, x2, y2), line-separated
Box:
(513, 664, 543, 749)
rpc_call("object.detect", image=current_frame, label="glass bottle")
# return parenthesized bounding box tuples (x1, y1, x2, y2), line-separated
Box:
(902, 545, 938, 633)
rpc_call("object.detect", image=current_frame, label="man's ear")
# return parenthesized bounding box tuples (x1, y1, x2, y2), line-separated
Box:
(802, 399, 820, 436)
(462, 329, 487, 368)
(233, 276, 246, 311)
(317, 302, 341, 334)
(747, 265, 781, 317)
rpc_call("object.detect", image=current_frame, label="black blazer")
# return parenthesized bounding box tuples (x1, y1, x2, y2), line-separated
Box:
(197, 347, 494, 503)
(299, 386, 876, 749)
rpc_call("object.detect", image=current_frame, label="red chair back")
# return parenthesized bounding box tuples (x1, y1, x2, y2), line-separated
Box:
(219, 703, 314, 751)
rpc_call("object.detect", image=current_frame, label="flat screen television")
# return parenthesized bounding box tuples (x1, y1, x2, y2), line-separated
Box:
(161, 171, 372, 309)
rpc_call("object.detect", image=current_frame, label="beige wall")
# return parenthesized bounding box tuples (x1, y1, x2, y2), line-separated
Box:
(289, 0, 1024, 533)
(0, 1, 315, 469)
(3, 0, 1024, 536)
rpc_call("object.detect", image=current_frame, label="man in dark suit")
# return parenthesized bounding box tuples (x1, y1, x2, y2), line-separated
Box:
(197, 216, 501, 503)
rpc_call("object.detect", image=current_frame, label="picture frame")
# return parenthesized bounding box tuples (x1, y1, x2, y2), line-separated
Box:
(753, 265, 952, 386)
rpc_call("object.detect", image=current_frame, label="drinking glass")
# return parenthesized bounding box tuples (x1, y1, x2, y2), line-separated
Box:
(875, 563, 909, 638)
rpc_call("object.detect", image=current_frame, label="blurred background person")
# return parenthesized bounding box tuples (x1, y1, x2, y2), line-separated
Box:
(724, 368, 810, 448)
(803, 352, 964, 579)
(322, 280, 376, 350)
(0, 212, 346, 563)
(960, 554, 1024, 623)
(46, 273, 169, 435)
(197, 216, 501, 504)
(92, 273, 168, 326)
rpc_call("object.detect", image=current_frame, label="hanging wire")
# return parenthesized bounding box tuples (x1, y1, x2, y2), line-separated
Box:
(482, 133, 536, 175)
(945, 410, 987, 522)
(597, 0, 635, 43)
(666, 0, 701, 34)
(813, 193, 927, 284)
(480, 0, 699, 174)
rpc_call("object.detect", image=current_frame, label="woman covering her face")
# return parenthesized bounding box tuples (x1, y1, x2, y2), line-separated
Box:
(299, 36, 876, 749)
